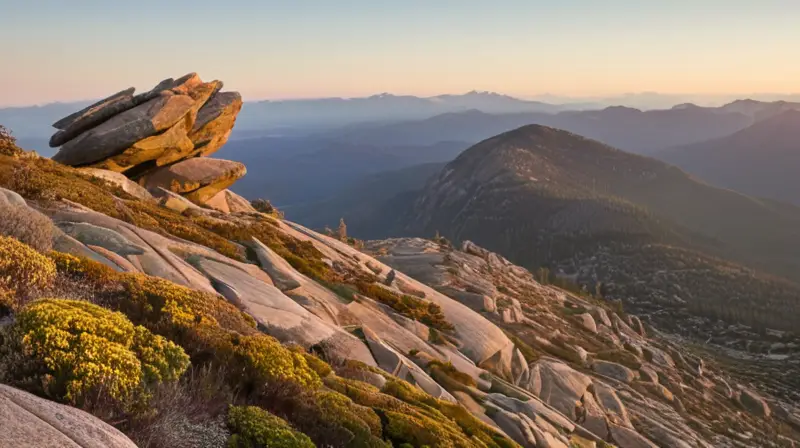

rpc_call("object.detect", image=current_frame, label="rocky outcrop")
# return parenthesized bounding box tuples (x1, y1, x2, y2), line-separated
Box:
(206, 189, 256, 214)
(142, 158, 246, 204)
(739, 387, 771, 418)
(592, 360, 635, 384)
(79, 168, 154, 201)
(49, 73, 245, 209)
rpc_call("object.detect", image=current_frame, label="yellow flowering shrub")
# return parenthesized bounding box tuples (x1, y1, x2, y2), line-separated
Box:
(231, 335, 321, 390)
(12, 298, 189, 403)
(0, 236, 56, 311)
(118, 274, 257, 335)
(312, 391, 384, 444)
(288, 345, 333, 378)
(48, 251, 121, 286)
(132, 326, 191, 384)
(226, 405, 315, 448)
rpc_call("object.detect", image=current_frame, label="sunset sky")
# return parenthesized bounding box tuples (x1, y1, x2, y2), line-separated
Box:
(1, 0, 799, 106)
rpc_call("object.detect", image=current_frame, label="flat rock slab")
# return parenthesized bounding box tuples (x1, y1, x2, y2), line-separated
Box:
(524, 359, 593, 420)
(56, 221, 146, 256)
(0, 384, 137, 448)
(50, 87, 136, 146)
(79, 168, 154, 200)
(207, 189, 256, 214)
(593, 360, 635, 384)
(142, 157, 246, 204)
(54, 93, 195, 166)
(89, 115, 194, 172)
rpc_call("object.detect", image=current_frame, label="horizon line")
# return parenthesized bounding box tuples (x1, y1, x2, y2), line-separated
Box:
(3, 90, 800, 109)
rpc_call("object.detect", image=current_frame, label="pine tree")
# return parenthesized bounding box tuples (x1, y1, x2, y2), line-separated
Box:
(337, 218, 347, 241)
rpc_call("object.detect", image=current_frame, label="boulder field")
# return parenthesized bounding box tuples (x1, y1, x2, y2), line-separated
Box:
(48, 73, 246, 211)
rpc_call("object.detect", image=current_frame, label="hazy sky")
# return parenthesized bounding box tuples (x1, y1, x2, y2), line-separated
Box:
(1, 0, 799, 106)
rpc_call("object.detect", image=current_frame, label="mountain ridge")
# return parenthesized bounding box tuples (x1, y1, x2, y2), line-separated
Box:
(657, 109, 800, 205)
(404, 124, 800, 333)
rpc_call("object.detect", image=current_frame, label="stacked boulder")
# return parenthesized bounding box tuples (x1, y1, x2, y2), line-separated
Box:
(49, 73, 246, 209)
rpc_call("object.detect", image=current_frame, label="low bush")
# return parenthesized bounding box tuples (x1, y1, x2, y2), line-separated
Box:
(0, 125, 22, 157)
(355, 281, 454, 332)
(231, 335, 321, 391)
(289, 346, 333, 378)
(227, 405, 314, 448)
(427, 360, 477, 393)
(0, 236, 56, 311)
(6, 298, 189, 404)
(255, 380, 390, 448)
(195, 217, 335, 282)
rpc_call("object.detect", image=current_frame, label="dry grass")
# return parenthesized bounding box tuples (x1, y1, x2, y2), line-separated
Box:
(0, 200, 55, 252)
(0, 125, 22, 157)
(86, 365, 233, 448)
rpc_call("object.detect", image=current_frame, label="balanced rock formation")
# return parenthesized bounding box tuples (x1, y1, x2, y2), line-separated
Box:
(49, 73, 245, 209)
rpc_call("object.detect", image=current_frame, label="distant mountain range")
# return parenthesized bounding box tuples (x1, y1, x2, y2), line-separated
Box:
(235, 91, 568, 133)
(657, 109, 800, 206)
(6, 90, 798, 145)
(324, 106, 756, 154)
(0, 91, 566, 144)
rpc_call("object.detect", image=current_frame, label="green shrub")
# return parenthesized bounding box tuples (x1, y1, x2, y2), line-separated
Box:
(314, 391, 384, 444)
(0, 125, 22, 157)
(427, 360, 477, 393)
(231, 335, 321, 390)
(289, 346, 333, 378)
(194, 217, 334, 282)
(49, 251, 121, 286)
(9, 298, 189, 403)
(117, 274, 257, 336)
(0, 236, 56, 311)
(226, 405, 314, 448)
(355, 281, 454, 332)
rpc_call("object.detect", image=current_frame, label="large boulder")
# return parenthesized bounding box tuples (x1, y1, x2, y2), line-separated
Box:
(593, 360, 635, 384)
(142, 157, 246, 205)
(523, 359, 593, 419)
(50, 88, 137, 147)
(189, 91, 243, 157)
(0, 384, 137, 448)
(206, 189, 257, 214)
(53, 93, 195, 166)
(79, 168, 153, 200)
(738, 387, 771, 418)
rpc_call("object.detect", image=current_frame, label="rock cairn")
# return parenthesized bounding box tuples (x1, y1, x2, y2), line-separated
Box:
(49, 73, 246, 208)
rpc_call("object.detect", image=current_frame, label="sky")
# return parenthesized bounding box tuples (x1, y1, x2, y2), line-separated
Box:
(1, 0, 799, 106)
